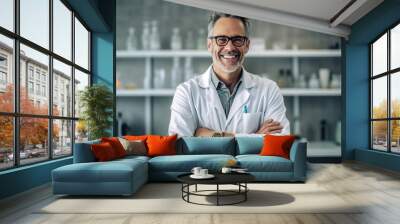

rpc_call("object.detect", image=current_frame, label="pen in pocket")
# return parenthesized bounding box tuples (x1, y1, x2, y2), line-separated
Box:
(243, 105, 248, 113)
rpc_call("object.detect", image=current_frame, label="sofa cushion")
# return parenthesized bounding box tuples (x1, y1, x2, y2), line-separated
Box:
(147, 135, 177, 157)
(115, 155, 150, 163)
(101, 137, 127, 158)
(119, 138, 147, 156)
(236, 155, 293, 172)
(178, 137, 235, 155)
(148, 154, 235, 172)
(235, 136, 263, 155)
(124, 135, 148, 141)
(73, 139, 100, 163)
(91, 142, 118, 161)
(260, 135, 296, 159)
(52, 158, 147, 183)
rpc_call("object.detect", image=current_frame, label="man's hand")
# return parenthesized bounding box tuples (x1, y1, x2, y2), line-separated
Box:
(256, 119, 283, 134)
(195, 128, 234, 137)
(195, 128, 218, 137)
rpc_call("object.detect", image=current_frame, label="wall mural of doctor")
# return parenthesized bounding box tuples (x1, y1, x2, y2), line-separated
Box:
(168, 13, 290, 137)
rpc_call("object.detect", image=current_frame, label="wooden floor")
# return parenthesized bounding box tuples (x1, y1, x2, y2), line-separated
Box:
(1, 161, 400, 224)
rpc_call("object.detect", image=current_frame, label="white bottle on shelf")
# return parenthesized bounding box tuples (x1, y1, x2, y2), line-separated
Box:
(331, 74, 341, 88)
(171, 27, 182, 50)
(150, 20, 161, 50)
(308, 73, 320, 89)
(143, 72, 150, 89)
(184, 57, 193, 81)
(196, 29, 206, 50)
(319, 68, 330, 89)
(141, 21, 150, 50)
(171, 57, 182, 88)
(185, 31, 195, 49)
(126, 27, 138, 50)
(297, 74, 307, 88)
(154, 68, 166, 89)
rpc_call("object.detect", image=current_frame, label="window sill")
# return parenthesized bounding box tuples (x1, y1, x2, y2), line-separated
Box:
(0, 156, 72, 175)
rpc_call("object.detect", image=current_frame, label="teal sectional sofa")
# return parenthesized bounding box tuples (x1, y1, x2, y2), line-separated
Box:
(52, 137, 307, 196)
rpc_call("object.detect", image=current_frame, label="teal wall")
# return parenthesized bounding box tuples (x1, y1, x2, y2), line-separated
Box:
(0, 158, 72, 199)
(344, 0, 400, 171)
(0, 0, 115, 200)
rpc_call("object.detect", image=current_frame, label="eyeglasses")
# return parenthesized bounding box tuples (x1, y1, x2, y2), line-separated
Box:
(208, 35, 248, 47)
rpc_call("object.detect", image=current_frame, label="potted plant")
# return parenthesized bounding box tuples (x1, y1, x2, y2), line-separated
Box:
(79, 84, 113, 140)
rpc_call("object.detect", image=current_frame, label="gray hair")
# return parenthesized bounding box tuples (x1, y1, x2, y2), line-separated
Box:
(207, 12, 250, 37)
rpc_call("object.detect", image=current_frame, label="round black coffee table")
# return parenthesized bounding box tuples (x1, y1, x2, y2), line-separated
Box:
(177, 173, 255, 206)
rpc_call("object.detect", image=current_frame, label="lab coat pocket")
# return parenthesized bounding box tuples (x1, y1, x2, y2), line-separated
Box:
(242, 112, 262, 133)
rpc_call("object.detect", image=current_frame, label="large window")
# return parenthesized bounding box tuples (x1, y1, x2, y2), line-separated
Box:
(0, 0, 91, 171)
(370, 22, 400, 153)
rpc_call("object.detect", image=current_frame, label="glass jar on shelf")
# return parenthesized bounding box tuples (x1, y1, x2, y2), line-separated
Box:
(150, 20, 160, 50)
(285, 69, 293, 88)
(308, 73, 320, 88)
(141, 21, 150, 50)
(277, 69, 286, 87)
(185, 30, 195, 49)
(184, 57, 194, 81)
(171, 27, 182, 50)
(171, 57, 182, 88)
(330, 74, 341, 88)
(154, 68, 166, 89)
(126, 27, 138, 50)
(297, 74, 307, 88)
(196, 29, 206, 50)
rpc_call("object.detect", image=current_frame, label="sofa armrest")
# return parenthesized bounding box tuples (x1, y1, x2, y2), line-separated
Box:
(289, 140, 307, 181)
(73, 140, 100, 163)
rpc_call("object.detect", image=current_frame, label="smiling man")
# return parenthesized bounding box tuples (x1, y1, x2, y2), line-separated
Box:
(168, 13, 290, 137)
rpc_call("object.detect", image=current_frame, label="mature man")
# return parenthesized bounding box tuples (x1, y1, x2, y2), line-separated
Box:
(168, 13, 290, 137)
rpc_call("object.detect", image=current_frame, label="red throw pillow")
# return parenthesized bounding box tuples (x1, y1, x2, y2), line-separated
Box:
(123, 135, 148, 141)
(101, 137, 127, 158)
(259, 135, 296, 159)
(91, 142, 117, 161)
(146, 135, 177, 157)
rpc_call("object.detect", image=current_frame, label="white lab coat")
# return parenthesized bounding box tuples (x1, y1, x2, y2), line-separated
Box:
(168, 66, 290, 137)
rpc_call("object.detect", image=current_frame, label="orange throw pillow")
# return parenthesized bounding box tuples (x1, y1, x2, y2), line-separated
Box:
(259, 135, 296, 159)
(91, 142, 117, 161)
(146, 135, 177, 157)
(101, 137, 127, 158)
(123, 135, 148, 141)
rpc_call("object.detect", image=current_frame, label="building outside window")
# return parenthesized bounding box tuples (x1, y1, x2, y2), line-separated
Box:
(0, 71, 7, 88)
(35, 83, 40, 95)
(35, 70, 40, 81)
(28, 81, 34, 94)
(42, 85, 46, 97)
(0, 55, 7, 88)
(0, 55, 6, 67)
(28, 66, 34, 80)
(0, 0, 91, 170)
(370, 22, 400, 154)
(41, 73, 46, 83)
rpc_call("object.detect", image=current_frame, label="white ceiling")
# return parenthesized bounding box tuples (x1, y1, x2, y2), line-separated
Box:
(226, 0, 352, 23)
(164, 0, 384, 38)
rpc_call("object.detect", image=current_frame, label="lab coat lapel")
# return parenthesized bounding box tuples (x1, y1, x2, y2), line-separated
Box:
(225, 87, 250, 129)
(225, 69, 255, 129)
(209, 87, 226, 131)
(199, 66, 226, 131)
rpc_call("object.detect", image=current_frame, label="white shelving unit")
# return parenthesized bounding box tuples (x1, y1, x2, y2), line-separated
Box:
(117, 49, 341, 58)
(116, 49, 342, 139)
(117, 88, 341, 97)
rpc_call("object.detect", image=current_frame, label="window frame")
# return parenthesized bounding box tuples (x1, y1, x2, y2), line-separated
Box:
(370, 19, 400, 154)
(0, 0, 92, 171)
